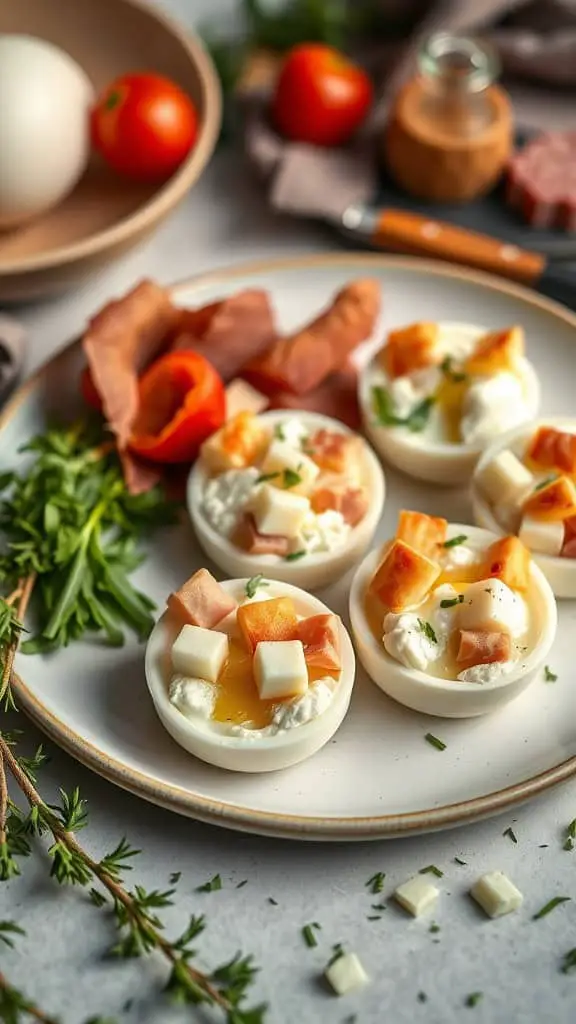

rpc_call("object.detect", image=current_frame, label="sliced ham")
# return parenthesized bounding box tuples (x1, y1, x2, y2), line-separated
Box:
(83, 280, 178, 451)
(171, 289, 277, 381)
(297, 613, 341, 671)
(232, 513, 290, 557)
(120, 450, 161, 496)
(167, 568, 237, 629)
(269, 363, 361, 430)
(243, 279, 380, 396)
(311, 484, 368, 526)
(456, 629, 511, 667)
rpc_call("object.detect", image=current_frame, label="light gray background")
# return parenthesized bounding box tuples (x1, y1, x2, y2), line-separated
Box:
(3, 2, 576, 1021)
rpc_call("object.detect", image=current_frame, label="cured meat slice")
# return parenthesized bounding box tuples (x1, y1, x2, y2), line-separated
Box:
(311, 484, 368, 526)
(379, 322, 439, 380)
(232, 513, 290, 557)
(167, 568, 237, 628)
(237, 596, 297, 653)
(297, 613, 341, 671)
(269, 363, 361, 430)
(171, 290, 277, 381)
(370, 539, 441, 612)
(243, 279, 380, 396)
(456, 629, 511, 667)
(506, 133, 576, 232)
(482, 536, 530, 591)
(523, 475, 576, 521)
(395, 510, 447, 558)
(83, 279, 178, 451)
(526, 426, 576, 476)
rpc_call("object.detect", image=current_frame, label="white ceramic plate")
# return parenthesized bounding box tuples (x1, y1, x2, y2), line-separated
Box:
(7, 253, 576, 841)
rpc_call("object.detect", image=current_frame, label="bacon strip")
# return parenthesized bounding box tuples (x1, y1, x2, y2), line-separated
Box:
(167, 568, 237, 629)
(243, 279, 380, 396)
(456, 629, 511, 667)
(232, 513, 290, 556)
(268, 363, 361, 430)
(171, 289, 277, 381)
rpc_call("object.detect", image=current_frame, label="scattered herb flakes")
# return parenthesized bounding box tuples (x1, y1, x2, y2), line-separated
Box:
(268, 897, 278, 906)
(328, 942, 345, 967)
(236, 879, 248, 889)
(503, 827, 518, 844)
(465, 992, 483, 1008)
(302, 922, 322, 948)
(417, 992, 428, 1003)
(429, 923, 441, 934)
(245, 574, 269, 599)
(371, 903, 387, 912)
(454, 857, 467, 866)
(564, 819, 576, 851)
(440, 594, 464, 608)
(539, 844, 549, 849)
(168, 871, 181, 885)
(443, 534, 468, 548)
(425, 732, 447, 752)
(283, 468, 302, 489)
(532, 896, 571, 920)
(534, 474, 558, 492)
(418, 619, 438, 644)
(196, 873, 222, 893)
(561, 948, 576, 974)
(420, 865, 444, 878)
(406, 397, 435, 432)
(256, 470, 280, 484)
(274, 424, 286, 441)
(285, 550, 306, 562)
(544, 665, 558, 682)
(440, 356, 467, 383)
(372, 386, 434, 433)
(367, 915, 382, 921)
(366, 871, 386, 894)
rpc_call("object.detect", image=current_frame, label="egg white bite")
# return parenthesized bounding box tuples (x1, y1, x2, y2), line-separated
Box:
(349, 521, 556, 718)
(146, 576, 356, 772)
(187, 410, 385, 590)
(473, 418, 576, 598)
(358, 322, 540, 486)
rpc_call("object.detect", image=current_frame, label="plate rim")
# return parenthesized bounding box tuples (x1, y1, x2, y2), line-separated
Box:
(7, 250, 576, 840)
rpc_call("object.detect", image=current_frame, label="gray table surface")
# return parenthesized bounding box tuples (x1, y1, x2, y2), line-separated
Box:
(3, 3, 576, 1022)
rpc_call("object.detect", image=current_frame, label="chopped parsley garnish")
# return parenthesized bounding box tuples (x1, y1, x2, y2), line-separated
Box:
(302, 922, 321, 948)
(274, 424, 286, 441)
(544, 665, 558, 682)
(328, 942, 345, 967)
(268, 897, 278, 906)
(429, 923, 441, 934)
(255, 471, 280, 484)
(245, 574, 269, 599)
(465, 992, 483, 1008)
(425, 732, 446, 751)
(503, 826, 518, 844)
(564, 819, 576, 851)
(169, 871, 181, 885)
(284, 550, 306, 562)
(561, 948, 576, 974)
(443, 534, 468, 548)
(440, 356, 468, 383)
(371, 903, 387, 911)
(366, 871, 386, 894)
(534, 474, 558, 492)
(532, 896, 571, 920)
(418, 619, 437, 644)
(236, 879, 248, 889)
(417, 992, 428, 1003)
(196, 873, 222, 893)
(372, 386, 434, 433)
(420, 865, 444, 878)
(282, 468, 302, 489)
(454, 856, 467, 866)
(367, 915, 382, 921)
(440, 594, 464, 608)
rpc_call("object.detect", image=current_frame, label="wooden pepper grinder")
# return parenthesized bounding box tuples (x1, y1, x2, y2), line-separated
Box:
(384, 32, 512, 202)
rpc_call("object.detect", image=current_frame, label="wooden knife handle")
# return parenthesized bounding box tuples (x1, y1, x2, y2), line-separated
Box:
(372, 209, 545, 285)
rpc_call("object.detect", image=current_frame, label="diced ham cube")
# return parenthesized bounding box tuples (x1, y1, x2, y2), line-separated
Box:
(370, 539, 441, 612)
(311, 485, 368, 526)
(379, 322, 439, 380)
(523, 475, 576, 521)
(456, 629, 512, 667)
(306, 429, 358, 473)
(395, 510, 447, 558)
(525, 426, 576, 476)
(237, 597, 298, 653)
(232, 513, 290, 557)
(296, 613, 341, 671)
(167, 568, 236, 628)
(483, 536, 530, 591)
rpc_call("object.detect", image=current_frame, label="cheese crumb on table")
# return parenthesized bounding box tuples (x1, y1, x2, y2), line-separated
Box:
(325, 952, 369, 996)
(394, 875, 440, 917)
(470, 871, 523, 918)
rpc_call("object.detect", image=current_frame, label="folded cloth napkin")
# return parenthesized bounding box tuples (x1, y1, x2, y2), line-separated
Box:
(0, 315, 26, 402)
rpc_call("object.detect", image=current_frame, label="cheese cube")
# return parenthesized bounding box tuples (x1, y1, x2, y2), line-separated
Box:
(171, 625, 228, 682)
(519, 515, 564, 557)
(253, 640, 308, 699)
(470, 871, 523, 918)
(458, 578, 525, 636)
(251, 484, 310, 538)
(477, 450, 533, 507)
(260, 440, 320, 495)
(325, 953, 369, 996)
(394, 876, 439, 917)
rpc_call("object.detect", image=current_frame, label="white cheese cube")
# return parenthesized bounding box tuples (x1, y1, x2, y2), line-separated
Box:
(470, 871, 523, 918)
(253, 640, 308, 699)
(251, 484, 310, 538)
(171, 625, 228, 683)
(394, 876, 439, 917)
(477, 450, 533, 506)
(458, 578, 527, 638)
(325, 953, 369, 996)
(260, 440, 320, 494)
(519, 515, 564, 557)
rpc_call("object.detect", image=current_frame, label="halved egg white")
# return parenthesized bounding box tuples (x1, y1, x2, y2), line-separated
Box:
(358, 322, 540, 486)
(349, 524, 557, 719)
(187, 410, 386, 590)
(145, 578, 356, 772)
(472, 418, 576, 599)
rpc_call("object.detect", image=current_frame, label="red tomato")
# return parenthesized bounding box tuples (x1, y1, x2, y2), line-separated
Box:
(91, 73, 199, 182)
(129, 350, 225, 463)
(271, 44, 373, 147)
(80, 366, 103, 412)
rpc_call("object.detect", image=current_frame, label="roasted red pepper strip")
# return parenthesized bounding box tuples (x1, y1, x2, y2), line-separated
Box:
(128, 351, 225, 463)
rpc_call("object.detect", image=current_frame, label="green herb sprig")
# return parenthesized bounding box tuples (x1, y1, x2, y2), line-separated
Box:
(372, 387, 434, 433)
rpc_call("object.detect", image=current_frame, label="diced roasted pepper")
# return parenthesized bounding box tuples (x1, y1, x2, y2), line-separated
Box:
(525, 426, 576, 476)
(237, 596, 298, 653)
(370, 539, 441, 612)
(523, 475, 576, 521)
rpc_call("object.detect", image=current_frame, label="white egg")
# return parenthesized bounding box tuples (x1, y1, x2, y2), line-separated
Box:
(0, 34, 94, 228)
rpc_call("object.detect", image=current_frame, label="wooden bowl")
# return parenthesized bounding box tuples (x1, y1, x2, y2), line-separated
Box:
(0, 0, 221, 301)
